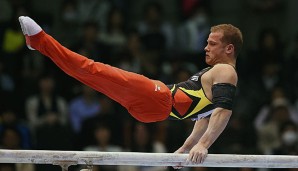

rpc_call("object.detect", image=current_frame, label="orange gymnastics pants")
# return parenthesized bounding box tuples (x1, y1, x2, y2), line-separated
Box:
(27, 31, 173, 123)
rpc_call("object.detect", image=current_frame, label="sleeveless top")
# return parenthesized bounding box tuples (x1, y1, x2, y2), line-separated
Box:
(167, 67, 214, 120)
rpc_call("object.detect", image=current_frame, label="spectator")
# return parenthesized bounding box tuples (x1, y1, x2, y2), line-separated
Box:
(100, 7, 127, 55)
(247, 0, 285, 13)
(245, 28, 286, 115)
(83, 123, 122, 171)
(137, 2, 175, 51)
(180, 0, 211, 19)
(78, 96, 123, 149)
(1, 5, 28, 77)
(254, 87, 298, 130)
(0, 127, 35, 171)
(83, 123, 122, 152)
(71, 21, 110, 63)
(248, 28, 285, 81)
(25, 75, 68, 129)
(55, 0, 80, 47)
(76, 0, 111, 29)
(114, 29, 141, 72)
(0, 108, 32, 149)
(130, 122, 167, 171)
(215, 116, 258, 155)
(256, 101, 292, 154)
(271, 121, 298, 171)
(272, 121, 298, 155)
(177, 6, 210, 54)
(0, 61, 15, 102)
(0, 0, 13, 23)
(285, 34, 298, 104)
(0, 126, 22, 150)
(69, 84, 101, 134)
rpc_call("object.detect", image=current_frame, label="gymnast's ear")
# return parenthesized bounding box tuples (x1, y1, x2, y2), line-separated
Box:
(225, 44, 234, 55)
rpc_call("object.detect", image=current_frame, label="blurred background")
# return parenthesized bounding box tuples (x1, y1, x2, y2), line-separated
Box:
(1, 0, 298, 171)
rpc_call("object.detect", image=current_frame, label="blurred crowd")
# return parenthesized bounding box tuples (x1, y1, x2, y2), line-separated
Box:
(1, 0, 298, 171)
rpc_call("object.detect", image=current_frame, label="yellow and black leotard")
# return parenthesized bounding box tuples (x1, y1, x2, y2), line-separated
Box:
(167, 67, 214, 120)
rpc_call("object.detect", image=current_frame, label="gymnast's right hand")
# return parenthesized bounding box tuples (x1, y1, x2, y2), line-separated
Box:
(173, 147, 187, 169)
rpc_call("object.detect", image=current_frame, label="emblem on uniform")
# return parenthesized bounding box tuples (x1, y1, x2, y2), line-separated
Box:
(155, 84, 161, 91)
(190, 76, 199, 81)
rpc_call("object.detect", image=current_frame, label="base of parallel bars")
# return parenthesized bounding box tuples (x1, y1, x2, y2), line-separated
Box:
(53, 161, 78, 171)
(80, 164, 93, 171)
(80, 168, 93, 171)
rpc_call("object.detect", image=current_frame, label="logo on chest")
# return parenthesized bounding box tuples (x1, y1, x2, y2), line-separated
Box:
(190, 76, 199, 81)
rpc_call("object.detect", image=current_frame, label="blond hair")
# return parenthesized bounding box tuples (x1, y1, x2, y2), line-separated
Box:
(211, 24, 243, 57)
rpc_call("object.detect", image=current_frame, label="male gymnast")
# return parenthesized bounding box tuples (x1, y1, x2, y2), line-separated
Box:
(18, 16, 243, 165)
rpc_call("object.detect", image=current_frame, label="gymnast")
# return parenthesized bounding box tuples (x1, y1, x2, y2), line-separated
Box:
(18, 16, 243, 165)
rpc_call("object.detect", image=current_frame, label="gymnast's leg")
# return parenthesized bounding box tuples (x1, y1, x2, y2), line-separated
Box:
(18, 16, 172, 122)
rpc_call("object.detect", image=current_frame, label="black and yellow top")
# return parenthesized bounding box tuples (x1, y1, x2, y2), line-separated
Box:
(167, 67, 214, 120)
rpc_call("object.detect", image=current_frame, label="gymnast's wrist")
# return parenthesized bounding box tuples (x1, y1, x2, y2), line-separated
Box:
(197, 139, 211, 149)
(177, 146, 189, 153)
(182, 141, 196, 151)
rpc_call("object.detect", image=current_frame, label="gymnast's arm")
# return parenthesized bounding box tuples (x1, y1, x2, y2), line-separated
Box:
(174, 108, 231, 165)
(188, 108, 232, 163)
(175, 118, 209, 154)
(188, 64, 237, 163)
(173, 118, 209, 169)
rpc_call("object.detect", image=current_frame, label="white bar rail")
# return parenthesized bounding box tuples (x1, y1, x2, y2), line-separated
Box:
(0, 150, 298, 168)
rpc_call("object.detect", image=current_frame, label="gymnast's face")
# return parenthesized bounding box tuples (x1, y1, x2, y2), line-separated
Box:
(204, 31, 227, 66)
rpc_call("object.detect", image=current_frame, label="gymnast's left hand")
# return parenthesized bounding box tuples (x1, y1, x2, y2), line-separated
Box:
(188, 143, 208, 164)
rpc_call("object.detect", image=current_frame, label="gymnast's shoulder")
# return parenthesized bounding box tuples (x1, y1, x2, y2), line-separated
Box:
(210, 63, 238, 84)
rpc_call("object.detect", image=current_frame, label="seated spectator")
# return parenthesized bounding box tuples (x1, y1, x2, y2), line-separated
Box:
(69, 84, 101, 134)
(130, 122, 167, 171)
(270, 121, 298, 171)
(0, 108, 32, 149)
(272, 121, 298, 155)
(24, 75, 73, 171)
(100, 7, 127, 55)
(0, 61, 15, 106)
(0, 127, 35, 171)
(256, 103, 292, 154)
(55, 0, 80, 47)
(71, 21, 110, 63)
(83, 124, 122, 171)
(0, 61, 15, 94)
(113, 29, 142, 73)
(137, 2, 175, 51)
(25, 75, 68, 129)
(76, 0, 111, 28)
(1, 5, 28, 77)
(83, 123, 122, 152)
(77, 95, 123, 149)
(254, 87, 298, 130)
(177, 6, 210, 54)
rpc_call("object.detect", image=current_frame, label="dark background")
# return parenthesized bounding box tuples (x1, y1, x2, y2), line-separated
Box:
(1, 0, 298, 171)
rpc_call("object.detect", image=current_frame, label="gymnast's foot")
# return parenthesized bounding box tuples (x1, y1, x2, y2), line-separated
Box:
(18, 16, 42, 50)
